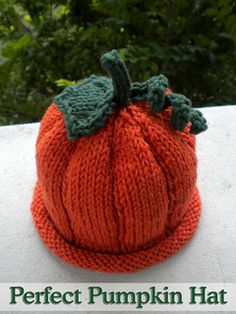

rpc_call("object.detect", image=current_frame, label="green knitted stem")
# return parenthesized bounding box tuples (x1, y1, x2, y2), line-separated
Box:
(100, 50, 131, 106)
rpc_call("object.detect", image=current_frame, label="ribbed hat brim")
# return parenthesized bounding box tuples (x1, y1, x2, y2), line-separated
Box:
(31, 181, 201, 273)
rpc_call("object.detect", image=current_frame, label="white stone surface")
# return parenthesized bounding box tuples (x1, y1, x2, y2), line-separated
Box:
(0, 106, 236, 314)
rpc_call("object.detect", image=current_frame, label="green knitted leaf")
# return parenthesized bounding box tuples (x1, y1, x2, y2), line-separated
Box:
(54, 50, 131, 140)
(54, 75, 115, 140)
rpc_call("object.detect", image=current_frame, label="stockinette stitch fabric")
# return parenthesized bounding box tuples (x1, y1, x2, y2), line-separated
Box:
(30, 49, 207, 273)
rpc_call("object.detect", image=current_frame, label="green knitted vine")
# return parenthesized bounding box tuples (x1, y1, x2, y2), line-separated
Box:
(54, 49, 207, 139)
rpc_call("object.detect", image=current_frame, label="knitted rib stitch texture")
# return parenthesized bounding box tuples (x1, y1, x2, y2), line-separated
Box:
(30, 50, 206, 273)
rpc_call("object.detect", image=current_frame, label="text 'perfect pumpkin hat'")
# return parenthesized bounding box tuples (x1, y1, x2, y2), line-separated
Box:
(31, 50, 207, 273)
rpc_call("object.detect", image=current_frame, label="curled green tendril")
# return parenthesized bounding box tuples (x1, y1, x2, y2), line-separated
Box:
(131, 76, 208, 134)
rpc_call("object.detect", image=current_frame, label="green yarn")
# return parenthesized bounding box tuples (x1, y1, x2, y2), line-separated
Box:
(54, 75, 115, 140)
(54, 49, 208, 139)
(189, 109, 208, 134)
(166, 93, 192, 132)
(165, 93, 207, 134)
(100, 49, 131, 106)
(54, 50, 131, 140)
(131, 79, 208, 134)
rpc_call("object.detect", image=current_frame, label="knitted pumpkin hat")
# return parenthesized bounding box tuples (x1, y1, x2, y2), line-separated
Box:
(31, 50, 207, 273)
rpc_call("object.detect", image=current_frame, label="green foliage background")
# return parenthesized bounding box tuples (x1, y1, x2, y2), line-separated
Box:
(0, 0, 236, 125)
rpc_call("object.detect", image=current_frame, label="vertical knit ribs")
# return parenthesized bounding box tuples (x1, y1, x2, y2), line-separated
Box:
(35, 102, 197, 255)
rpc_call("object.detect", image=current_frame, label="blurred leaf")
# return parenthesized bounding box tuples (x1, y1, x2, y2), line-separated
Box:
(55, 78, 77, 87)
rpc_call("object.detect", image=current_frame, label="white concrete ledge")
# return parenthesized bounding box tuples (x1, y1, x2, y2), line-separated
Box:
(0, 106, 236, 313)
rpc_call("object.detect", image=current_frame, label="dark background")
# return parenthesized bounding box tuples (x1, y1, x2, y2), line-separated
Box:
(0, 0, 236, 125)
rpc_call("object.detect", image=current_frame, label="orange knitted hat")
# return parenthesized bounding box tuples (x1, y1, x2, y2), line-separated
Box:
(31, 50, 207, 273)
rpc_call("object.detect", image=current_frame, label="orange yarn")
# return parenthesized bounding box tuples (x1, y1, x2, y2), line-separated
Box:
(31, 99, 201, 272)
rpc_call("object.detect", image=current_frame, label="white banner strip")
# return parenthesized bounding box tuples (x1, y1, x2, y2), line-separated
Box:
(0, 283, 235, 311)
